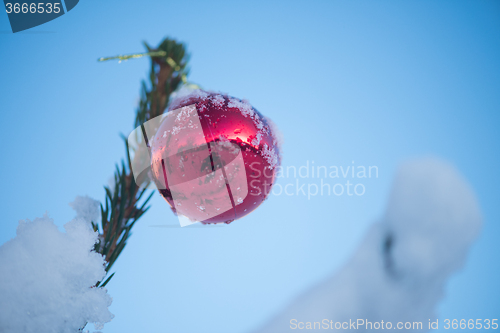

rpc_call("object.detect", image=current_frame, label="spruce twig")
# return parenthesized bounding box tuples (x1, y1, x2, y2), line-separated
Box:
(94, 38, 189, 286)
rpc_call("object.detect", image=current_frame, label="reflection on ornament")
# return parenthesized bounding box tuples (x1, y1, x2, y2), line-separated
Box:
(150, 90, 281, 224)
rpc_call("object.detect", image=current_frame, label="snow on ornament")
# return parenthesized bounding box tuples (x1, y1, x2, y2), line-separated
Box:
(128, 89, 282, 226)
(150, 90, 281, 224)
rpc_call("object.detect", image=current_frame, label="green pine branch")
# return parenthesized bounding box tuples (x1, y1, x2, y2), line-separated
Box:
(94, 37, 190, 287)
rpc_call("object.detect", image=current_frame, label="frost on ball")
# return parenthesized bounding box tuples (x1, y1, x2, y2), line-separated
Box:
(150, 90, 282, 224)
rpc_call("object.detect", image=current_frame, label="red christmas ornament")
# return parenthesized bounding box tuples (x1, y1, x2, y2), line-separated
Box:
(149, 90, 281, 224)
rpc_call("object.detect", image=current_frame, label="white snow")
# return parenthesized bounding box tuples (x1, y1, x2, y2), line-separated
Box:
(261, 143, 279, 170)
(254, 158, 481, 332)
(251, 132, 263, 147)
(69, 195, 101, 225)
(0, 198, 113, 333)
(228, 97, 256, 119)
(169, 85, 208, 102)
(264, 116, 284, 152)
(168, 89, 282, 171)
(211, 94, 225, 108)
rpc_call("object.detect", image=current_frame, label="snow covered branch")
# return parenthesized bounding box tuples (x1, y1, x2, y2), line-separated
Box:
(0, 197, 113, 333)
(255, 158, 481, 332)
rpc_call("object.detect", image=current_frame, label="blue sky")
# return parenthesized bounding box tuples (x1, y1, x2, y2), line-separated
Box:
(0, 1, 499, 332)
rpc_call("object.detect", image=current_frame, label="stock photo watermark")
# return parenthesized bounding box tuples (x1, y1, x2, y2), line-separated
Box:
(250, 161, 379, 199)
(127, 102, 378, 226)
(3, 0, 79, 33)
(289, 318, 498, 330)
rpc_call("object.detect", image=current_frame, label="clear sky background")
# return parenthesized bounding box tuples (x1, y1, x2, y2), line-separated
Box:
(0, 1, 499, 332)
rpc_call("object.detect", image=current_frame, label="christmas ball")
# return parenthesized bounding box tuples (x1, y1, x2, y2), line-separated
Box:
(150, 90, 281, 224)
